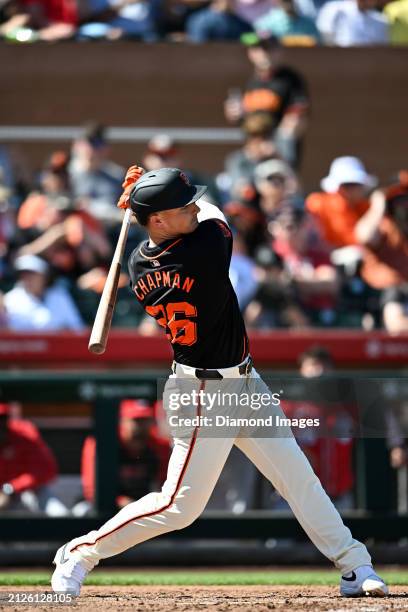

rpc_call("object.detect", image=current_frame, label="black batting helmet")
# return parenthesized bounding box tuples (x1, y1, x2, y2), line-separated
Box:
(130, 168, 207, 217)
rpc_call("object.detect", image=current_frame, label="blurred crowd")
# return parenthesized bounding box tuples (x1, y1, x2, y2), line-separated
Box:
(0, 0, 407, 46)
(0, 122, 145, 331)
(2, 34, 408, 334)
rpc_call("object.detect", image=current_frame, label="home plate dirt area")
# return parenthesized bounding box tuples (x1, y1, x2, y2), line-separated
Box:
(1, 585, 408, 611)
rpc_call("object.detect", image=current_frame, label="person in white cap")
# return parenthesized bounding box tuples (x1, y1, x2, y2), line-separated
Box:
(306, 156, 377, 249)
(4, 255, 84, 332)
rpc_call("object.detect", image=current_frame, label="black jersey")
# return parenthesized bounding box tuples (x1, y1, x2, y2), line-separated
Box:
(128, 218, 249, 369)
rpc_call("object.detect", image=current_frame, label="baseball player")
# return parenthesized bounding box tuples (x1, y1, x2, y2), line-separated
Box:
(52, 167, 388, 598)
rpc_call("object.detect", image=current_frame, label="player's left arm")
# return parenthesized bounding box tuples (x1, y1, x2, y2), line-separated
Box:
(196, 199, 228, 225)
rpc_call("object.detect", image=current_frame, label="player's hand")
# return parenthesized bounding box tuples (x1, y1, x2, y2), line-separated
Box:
(117, 165, 145, 210)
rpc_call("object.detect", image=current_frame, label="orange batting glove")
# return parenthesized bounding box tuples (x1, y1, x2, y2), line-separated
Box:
(117, 165, 145, 209)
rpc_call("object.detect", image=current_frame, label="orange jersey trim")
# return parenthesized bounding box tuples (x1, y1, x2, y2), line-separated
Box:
(69, 381, 205, 554)
(139, 239, 182, 261)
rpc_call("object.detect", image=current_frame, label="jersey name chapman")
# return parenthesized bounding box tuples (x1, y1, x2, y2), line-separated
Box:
(133, 270, 195, 301)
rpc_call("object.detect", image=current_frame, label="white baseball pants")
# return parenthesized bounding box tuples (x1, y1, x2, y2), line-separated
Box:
(67, 366, 371, 574)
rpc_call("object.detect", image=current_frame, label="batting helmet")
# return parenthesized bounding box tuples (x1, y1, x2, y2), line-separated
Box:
(129, 167, 207, 217)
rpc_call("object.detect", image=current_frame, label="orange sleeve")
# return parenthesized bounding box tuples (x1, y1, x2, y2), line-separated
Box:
(17, 194, 47, 229)
(81, 436, 96, 502)
(305, 193, 324, 215)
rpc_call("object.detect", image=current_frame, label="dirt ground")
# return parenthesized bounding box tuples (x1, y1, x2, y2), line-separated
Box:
(0, 585, 408, 611)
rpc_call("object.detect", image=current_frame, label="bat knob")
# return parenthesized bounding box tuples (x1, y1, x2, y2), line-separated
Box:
(89, 342, 106, 355)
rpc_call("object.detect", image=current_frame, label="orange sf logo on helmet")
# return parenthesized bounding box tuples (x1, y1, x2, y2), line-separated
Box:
(179, 172, 190, 186)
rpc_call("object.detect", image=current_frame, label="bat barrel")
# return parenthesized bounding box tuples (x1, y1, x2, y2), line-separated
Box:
(88, 208, 132, 355)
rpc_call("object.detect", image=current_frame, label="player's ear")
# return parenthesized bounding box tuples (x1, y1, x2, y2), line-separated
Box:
(149, 212, 163, 229)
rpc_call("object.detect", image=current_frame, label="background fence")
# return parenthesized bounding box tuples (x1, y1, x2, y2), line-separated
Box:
(1, 45, 408, 191)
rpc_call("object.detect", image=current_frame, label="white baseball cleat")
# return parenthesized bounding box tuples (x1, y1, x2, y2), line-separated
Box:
(340, 564, 389, 597)
(51, 543, 90, 596)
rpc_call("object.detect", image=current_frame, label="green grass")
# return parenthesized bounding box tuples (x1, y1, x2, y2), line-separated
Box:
(0, 569, 407, 587)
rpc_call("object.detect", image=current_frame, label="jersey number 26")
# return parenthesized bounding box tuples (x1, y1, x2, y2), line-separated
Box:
(145, 302, 197, 346)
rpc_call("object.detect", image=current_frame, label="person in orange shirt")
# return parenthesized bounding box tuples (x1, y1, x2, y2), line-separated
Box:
(355, 172, 408, 332)
(224, 33, 309, 169)
(306, 156, 377, 248)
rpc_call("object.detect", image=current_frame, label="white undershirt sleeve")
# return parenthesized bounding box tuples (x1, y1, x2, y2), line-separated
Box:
(196, 199, 228, 225)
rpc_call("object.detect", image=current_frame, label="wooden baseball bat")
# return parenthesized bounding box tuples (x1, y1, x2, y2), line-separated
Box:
(88, 207, 133, 354)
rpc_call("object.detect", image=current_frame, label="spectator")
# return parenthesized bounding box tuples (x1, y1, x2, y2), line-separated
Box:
(0, 403, 66, 515)
(244, 243, 310, 328)
(229, 232, 259, 309)
(142, 134, 181, 172)
(233, 0, 275, 26)
(306, 156, 376, 249)
(386, 405, 407, 472)
(306, 158, 381, 327)
(223, 111, 279, 196)
(4, 255, 84, 331)
(16, 152, 112, 284)
(161, 0, 209, 39)
(317, 0, 389, 46)
(68, 123, 124, 225)
(80, 400, 171, 511)
(142, 134, 220, 204)
(0, 144, 31, 208)
(0, 0, 78, 42)
(254, 157, 298, 219)
(17, 150, 72, 234)
(254, 0, 321, 44)
(270, 207, 339, 325)
(0, 180, 14, 281)
(224, 33, 309, 168)
(384, 0, 408, 45)
(77, 0, 162, 41)
(293, 0, 327, 19)
(186, 0, 253, 42)
(355, 173, 408, 332)
(224, 182, 267, 254)
(279, 346, 355, 510)
(297, 349, 407, 509)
